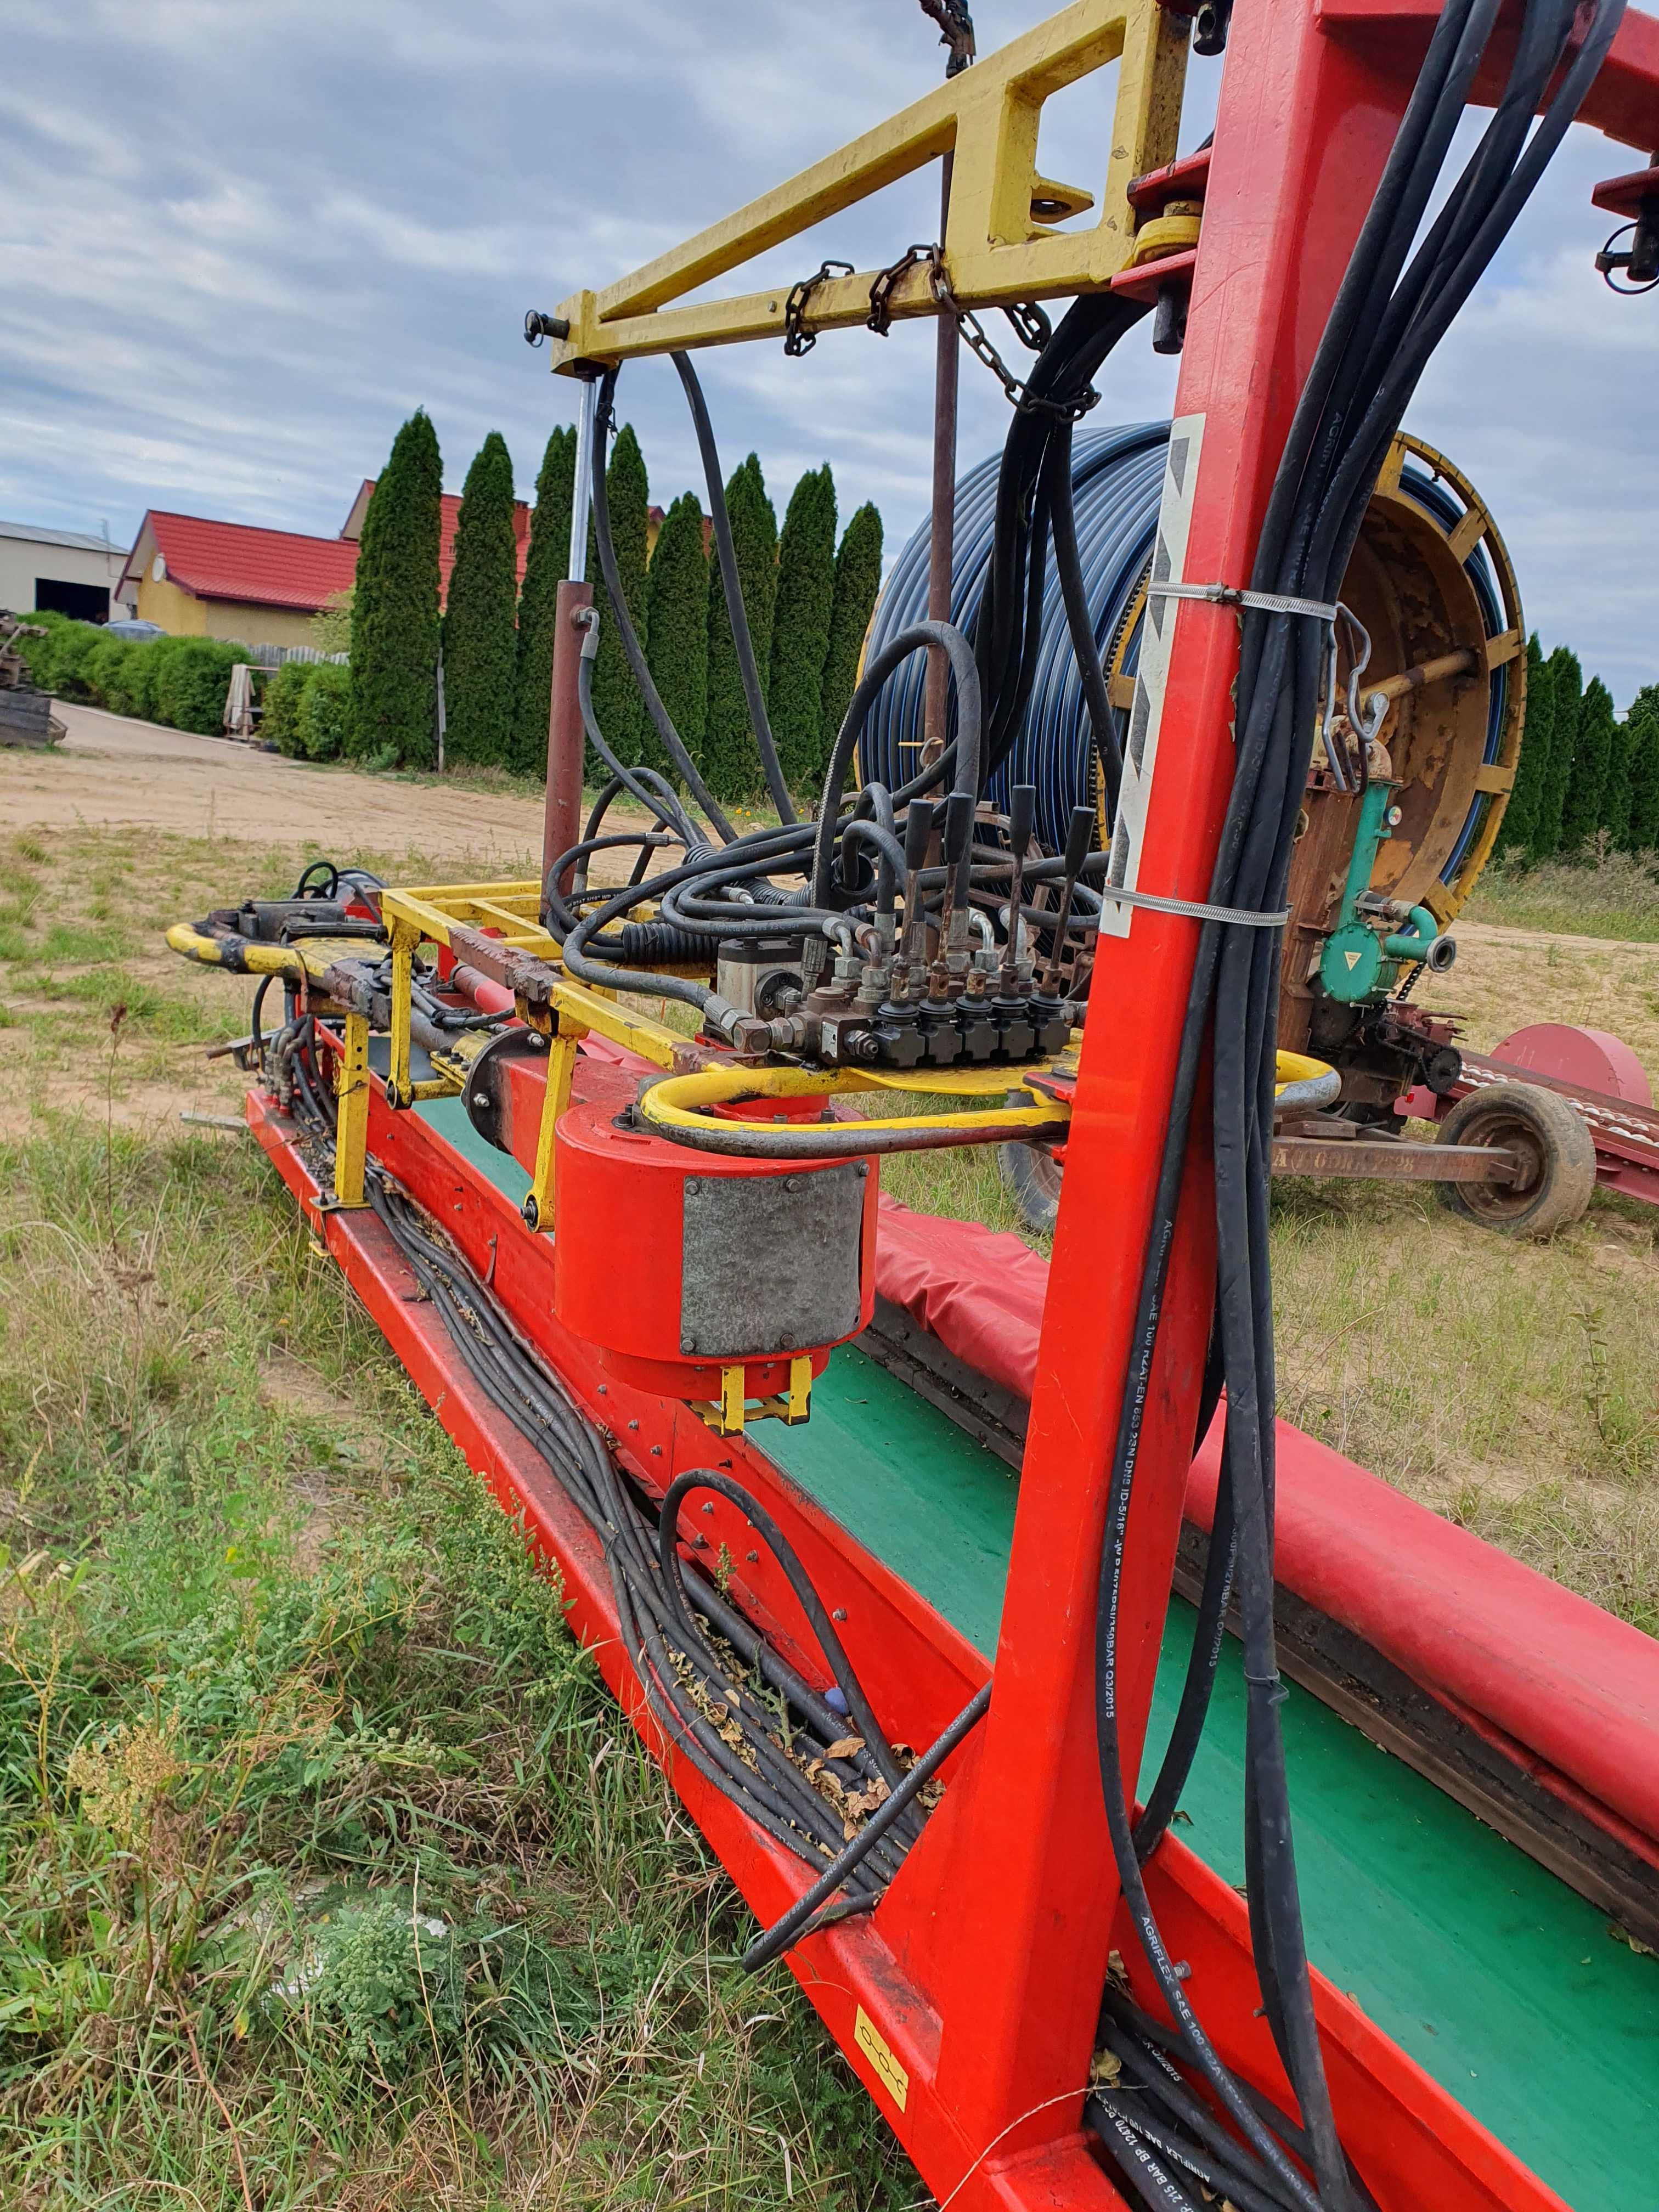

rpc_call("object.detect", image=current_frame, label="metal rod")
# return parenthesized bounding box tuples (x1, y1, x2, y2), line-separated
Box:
(1365, 646, 1478, 706)
(924, 151, 959, 765)
(568, 377, 599, 585)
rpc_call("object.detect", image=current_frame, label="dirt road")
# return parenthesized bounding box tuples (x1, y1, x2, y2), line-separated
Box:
(3, 702, 548, 867)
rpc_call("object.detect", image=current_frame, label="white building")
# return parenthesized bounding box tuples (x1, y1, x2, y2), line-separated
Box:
(0, 521, 133, 625)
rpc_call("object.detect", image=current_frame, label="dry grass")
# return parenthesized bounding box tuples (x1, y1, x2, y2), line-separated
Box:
(1467, 846, 1659, 944)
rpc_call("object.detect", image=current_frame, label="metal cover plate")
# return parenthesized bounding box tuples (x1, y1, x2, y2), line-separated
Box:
(680, 1163, 866, 1359)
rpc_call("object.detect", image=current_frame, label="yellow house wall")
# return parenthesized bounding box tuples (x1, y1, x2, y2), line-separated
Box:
(132, 575, 322, 652)
(134, 572, 207, 635)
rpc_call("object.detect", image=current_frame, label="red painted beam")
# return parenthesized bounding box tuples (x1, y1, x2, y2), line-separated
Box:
(1317, 0, 1659, 153)
(245, 1072, 1569, 2212)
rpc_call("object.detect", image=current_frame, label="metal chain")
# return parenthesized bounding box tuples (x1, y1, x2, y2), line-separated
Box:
(783, 259, 855, 355)
(865, 243, 1094, 419)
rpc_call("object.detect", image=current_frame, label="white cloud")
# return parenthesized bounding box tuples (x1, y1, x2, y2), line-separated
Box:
(0, 1, 1653, 701)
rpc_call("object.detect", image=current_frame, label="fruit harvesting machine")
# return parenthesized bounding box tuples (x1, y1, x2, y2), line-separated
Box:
(168, 2, 1659, 2207)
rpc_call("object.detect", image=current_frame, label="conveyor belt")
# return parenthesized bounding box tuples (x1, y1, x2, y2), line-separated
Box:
(413, 1090, 1657, 2203)
(765, 1346, 1659, 2212)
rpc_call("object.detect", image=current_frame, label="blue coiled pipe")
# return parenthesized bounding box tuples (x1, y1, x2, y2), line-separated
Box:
(863, 423, 1509, 875)
(861, 422, 1169, 853)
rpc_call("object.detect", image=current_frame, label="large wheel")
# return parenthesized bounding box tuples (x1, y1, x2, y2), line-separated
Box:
(999, 1135, 1064, 1234)
(1435, 1081, 1596, 1238)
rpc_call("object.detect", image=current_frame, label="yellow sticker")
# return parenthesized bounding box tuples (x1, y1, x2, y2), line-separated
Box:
(854, 2006, 910, 2112)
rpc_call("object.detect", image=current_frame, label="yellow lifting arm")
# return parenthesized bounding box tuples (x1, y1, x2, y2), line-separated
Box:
(539, 0, 1189, 370)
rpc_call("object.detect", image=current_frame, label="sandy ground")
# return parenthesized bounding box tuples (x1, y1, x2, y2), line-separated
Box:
(3, 702, 546, 867)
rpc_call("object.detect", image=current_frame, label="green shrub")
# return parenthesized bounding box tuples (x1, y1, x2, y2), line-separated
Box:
(6, 608, 71, 687)
(151, 637, 247, 736)
(84, 635, 138, 715)
(35, 617, 106, 701)
(261, 661, 317, 757)
(296, 659, 354, 760)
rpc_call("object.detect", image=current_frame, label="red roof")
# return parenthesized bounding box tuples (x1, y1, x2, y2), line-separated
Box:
(133, 511, 360, 613)
(347, 479, 531, 600)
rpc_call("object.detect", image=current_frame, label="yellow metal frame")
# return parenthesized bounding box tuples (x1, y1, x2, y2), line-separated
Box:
(539, 0, 1189, 370)
(695, 1353, 816, 1439)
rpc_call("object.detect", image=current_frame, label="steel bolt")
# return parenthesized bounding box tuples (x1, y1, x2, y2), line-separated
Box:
(785, 1175, 801, 1192)
(685, 1178, 700, 1195)
(746, 1549, 759, 1563)
(651, 1444, 663, 1457)
(832, 1607, 848, 1623)
(597, 1384, 607, 1396)
(627, 1418, 639, 1431)
(701, 1500, 715, 1515)
(682, 1333, 696, 1353)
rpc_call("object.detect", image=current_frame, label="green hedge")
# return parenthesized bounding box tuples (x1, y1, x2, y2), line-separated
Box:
(13, 617, 256, 737)
(262, 662, 317, 757)
(296, 660, 354, 761)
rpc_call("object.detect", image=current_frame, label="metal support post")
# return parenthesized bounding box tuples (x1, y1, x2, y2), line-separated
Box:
(930, 0, 1423, 2151)
(542, 377, 600, 905)
(925, 151, 959, 763)
(332, 1011, 372, 1209)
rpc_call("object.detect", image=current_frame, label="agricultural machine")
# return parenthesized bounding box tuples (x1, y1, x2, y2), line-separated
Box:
(169, 3, 1659, 2209)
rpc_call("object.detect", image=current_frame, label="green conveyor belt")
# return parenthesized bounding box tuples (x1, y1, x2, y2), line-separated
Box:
(415, 1103, 1657, 2204)
(766, 1347, 1659, 2212)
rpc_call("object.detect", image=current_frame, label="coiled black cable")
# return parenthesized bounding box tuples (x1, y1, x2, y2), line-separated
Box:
(276, 1035, 967, 1927)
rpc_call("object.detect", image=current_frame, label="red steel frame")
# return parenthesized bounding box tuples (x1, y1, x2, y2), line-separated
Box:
(264, 5, 1658, 2207)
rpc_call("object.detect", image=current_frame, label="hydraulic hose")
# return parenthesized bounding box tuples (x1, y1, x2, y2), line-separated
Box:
(672, 350, 798, 826)
(1084, 0, 1626, 2203)
(590, 365, 737, 842)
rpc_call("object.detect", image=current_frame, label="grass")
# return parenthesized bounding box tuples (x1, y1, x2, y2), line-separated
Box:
(0, 1118, 912, 2209)
(1, 816, 1656, 2200)
(1466, 844, 1659, 943)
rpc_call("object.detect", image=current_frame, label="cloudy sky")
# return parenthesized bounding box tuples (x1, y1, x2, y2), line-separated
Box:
(4, 0, 1654, 701)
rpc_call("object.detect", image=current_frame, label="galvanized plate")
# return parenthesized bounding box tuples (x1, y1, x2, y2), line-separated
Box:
(680, 1164, 866, 1359)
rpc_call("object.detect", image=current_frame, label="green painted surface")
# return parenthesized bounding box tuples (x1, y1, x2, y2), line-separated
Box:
(767, 1347, 1659, 2212)
(416, 1096, 532, 1205)
(395, 1115, 1658, 2203)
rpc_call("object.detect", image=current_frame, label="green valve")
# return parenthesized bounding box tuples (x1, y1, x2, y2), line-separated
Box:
(1318, 779, 1445, 1002)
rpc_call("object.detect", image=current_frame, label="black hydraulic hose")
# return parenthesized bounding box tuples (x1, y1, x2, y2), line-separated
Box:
(840, 817, 906, 918)
(1043, 422, 1122, 814)
(1084, 0, 1621, 2201)
(672, 350, 798, 826)
(574, 633, 698, 844)
(656, 1470, 906, 1793)
(589, 366, 738, 842)
(811, 620, 981, 915)
(743, 1681, 992, 1972)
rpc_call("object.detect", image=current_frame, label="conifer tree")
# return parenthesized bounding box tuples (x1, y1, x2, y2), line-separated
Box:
(348, 410, 442, 766)
(587, 422, 651, 773)
(644, 490, 709, 781)
(1533, 645, 1582, 858)
(820, 502, 885, 773)
(1560, 673, 1615, 855)
(1496, 634, 1549, 859)
(1624, 685, 1659, 852)
(704, 454, 778, 803)
(1602, 708, 1637, 849)
(768, 465, 838, 794)
(510, 424, 575, 776)
(443, 431, 520, 768)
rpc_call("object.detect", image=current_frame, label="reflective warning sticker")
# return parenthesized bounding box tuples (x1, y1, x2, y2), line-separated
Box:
(854, 2006, 910, 2112)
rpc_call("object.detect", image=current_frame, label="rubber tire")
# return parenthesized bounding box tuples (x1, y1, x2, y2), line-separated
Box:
(1435, 1081, 1596, 1238)
(999, 1136, 1063, 1235)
